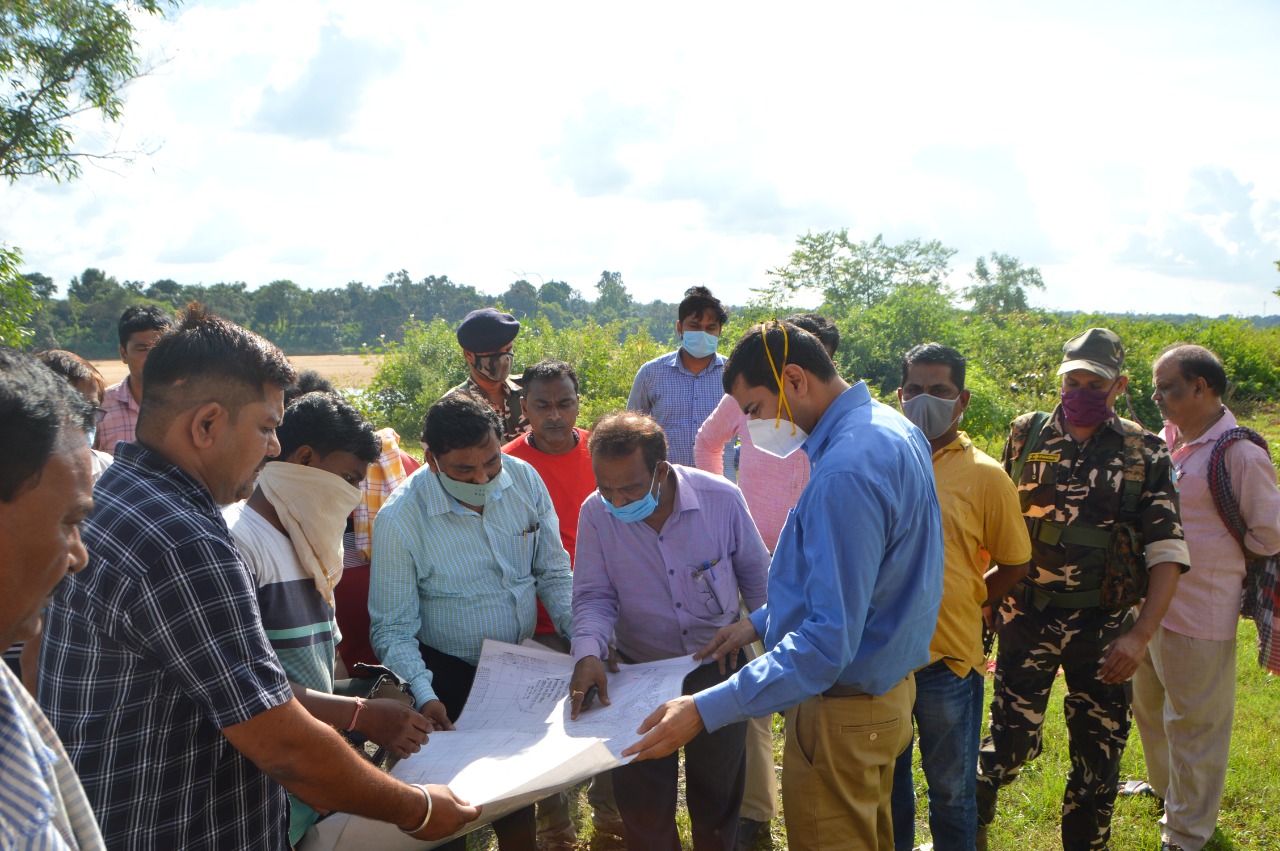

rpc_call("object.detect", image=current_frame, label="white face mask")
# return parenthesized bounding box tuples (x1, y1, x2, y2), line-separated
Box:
(747, 416, 809, 459)
(902, 393, 961, 441)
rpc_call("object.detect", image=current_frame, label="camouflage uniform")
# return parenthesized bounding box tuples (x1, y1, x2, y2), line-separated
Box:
(977, 408, 1188, 851)
(451, 374, 530, 443)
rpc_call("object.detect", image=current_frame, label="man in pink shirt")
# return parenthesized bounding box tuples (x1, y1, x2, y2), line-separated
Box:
(1134, 344, 1280, 851)
(692, 313, 835, 848)
(95, 305, 173, 455)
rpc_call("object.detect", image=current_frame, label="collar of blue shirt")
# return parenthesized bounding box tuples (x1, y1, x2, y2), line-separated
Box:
(802, 382, 873, 463)
(664, 348, 726, 377)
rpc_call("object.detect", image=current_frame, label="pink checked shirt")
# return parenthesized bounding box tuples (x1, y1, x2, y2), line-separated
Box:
(694, 394, 809, 552)
(1161, 408, 1280, 641)
(94, 378, 140, 456)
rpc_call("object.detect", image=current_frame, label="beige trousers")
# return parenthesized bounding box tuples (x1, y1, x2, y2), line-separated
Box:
(781, 676, 914, 851)
(741, 714, 780, 821)
(1132, 625, 1237, 851)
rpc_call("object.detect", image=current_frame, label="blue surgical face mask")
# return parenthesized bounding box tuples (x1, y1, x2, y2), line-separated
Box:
(680, 330, 720, 359)
(603, 465, 663, 523)
(86, 426, 97, 447)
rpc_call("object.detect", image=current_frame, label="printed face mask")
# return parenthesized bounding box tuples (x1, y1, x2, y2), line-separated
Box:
(680, 330, 720, 359)
(603, 466, 662, 523)
(902, 393, 961, 441)
(1061, 380, 1116, 428)
(472, 351, 514, 382)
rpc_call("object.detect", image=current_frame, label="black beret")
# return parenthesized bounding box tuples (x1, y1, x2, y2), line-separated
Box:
(456, 308, 520, 352)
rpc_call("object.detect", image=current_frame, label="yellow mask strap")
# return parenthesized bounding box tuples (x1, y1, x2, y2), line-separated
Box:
(763, 321, 797, 436)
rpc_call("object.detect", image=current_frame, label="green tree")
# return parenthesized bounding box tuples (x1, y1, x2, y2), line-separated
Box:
(500, 279, 539, 319)
(965, 252, 1046, 314)
(592, 270, 633, 322)
(0, 245, 35, 345)
(762, 230, 958, 311)
(1, 0, 178, 182)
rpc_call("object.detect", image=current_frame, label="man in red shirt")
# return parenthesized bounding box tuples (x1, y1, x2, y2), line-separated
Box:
(503, 358, 623, 850)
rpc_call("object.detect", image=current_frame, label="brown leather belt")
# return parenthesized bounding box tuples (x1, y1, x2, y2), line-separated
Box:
(822, 684, 868, 697)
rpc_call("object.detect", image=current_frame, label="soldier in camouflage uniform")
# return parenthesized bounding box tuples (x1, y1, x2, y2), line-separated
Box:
(451, 308, 530, 443)
(976, 328, 1190, 851)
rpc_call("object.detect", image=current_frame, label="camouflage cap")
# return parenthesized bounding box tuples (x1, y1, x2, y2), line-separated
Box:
(1057, 327, 1124, 380)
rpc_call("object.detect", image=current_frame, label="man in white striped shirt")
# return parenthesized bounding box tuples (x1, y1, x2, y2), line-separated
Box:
(0, 348, 103, 851)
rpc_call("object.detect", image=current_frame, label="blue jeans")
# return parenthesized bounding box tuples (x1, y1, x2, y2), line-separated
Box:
(891, 661, 984, 851)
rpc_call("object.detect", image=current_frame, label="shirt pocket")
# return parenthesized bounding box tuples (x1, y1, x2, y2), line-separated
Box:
(679, 555, 735, 620)
(490, 526, 538, 580)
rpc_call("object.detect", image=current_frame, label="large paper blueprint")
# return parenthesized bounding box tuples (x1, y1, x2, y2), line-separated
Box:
(302, 640, 696, 850)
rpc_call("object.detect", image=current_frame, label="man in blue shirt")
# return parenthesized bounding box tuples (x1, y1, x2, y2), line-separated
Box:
(622, 319, 944, 851)
(371, 391, 574, 851)
(627, 286, 731, 468)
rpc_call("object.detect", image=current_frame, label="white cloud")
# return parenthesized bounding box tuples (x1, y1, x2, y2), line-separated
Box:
(3, 0, 1279, 317)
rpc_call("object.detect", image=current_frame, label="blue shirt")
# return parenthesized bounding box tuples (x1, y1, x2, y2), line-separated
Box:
(369, 456, 574, 708)
(40, 443, 294, 850)
(627, 349, 729, 467)
(695, 383, 944, 732)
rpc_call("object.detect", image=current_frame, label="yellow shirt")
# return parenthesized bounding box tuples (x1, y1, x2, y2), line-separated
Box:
(931, 431, 1031, 676)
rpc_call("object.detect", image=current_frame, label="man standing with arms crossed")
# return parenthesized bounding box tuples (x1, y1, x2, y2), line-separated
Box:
(622, 320, 944, 851)
(891, 343, 1031, 851)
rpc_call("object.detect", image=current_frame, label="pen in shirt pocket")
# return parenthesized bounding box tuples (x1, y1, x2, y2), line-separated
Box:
(692, 558, 720, 578)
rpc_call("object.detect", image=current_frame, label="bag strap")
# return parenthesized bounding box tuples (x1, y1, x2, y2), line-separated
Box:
(1010, 411, 1051, 486)
(1207, 426, 1269, 549)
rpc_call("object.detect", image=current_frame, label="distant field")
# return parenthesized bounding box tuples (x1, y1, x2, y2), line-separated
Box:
(89, 353, 381, 388)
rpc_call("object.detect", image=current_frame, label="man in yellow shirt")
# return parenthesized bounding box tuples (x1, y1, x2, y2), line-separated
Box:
(892, 343, 1031, 851)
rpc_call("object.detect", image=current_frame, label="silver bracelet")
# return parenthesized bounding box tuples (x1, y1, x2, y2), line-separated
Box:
(400, 784, 433, 835)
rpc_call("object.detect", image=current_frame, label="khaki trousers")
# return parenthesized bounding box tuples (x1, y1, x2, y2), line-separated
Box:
(1132, 626, 1237, 851)
(781, 676, 914, 851)
(741, 714, 780, 822)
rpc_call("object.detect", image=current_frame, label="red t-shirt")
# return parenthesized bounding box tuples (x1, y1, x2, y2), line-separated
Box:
(503, 428, 595, 634)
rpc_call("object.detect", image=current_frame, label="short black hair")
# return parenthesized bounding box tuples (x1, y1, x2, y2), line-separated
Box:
(901, 342, 967, 390)
(276, 391, 380, 463)
(137, 303, 296, 436)
(588, 411, 667, 474)
(678, 286, 728, 325)
(1159, 344, 1228, 396)
(0, 348, 92, 502)
(284, 369, 338, 406)
(723, 320, 838, 395)
(117, 304, 174, 347)
(36, 349, 106, 402)
(522, 359, 579, 393)
(786, 313, 840, 355)
(422, 391, 502, 456)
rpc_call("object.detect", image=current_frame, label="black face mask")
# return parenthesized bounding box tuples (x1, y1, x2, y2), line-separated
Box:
(472, 351, 514, 381)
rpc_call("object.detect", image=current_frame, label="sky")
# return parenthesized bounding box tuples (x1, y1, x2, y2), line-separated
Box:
(4, 0, 1280, 316)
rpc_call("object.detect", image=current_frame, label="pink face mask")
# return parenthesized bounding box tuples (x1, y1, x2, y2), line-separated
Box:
(1061, 380, 1117, 428)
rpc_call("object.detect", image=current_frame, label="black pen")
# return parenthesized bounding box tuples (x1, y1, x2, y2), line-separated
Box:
(582, 685, 599, 709)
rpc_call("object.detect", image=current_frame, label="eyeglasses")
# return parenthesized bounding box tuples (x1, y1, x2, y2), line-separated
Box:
(691, 563, 724, 616)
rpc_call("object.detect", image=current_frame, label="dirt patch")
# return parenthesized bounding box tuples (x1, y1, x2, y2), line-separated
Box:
(88, 353, 381, 389)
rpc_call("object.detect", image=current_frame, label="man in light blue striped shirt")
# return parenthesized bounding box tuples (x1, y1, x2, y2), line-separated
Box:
(370, 392, 574, 851)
